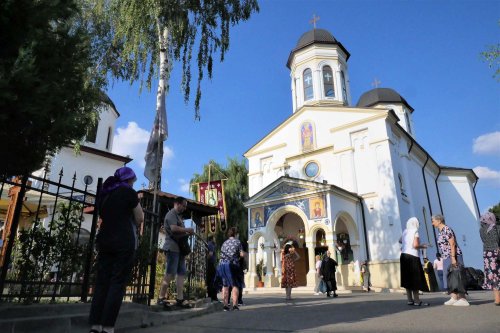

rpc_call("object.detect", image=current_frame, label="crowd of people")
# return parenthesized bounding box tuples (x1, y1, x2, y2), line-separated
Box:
(88, 166, 499, 333)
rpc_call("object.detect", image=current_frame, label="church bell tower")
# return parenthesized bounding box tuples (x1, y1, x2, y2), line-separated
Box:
(287, 27, 351, 113)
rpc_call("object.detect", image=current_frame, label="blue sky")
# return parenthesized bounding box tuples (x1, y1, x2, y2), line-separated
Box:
(108, 0, 499, 213)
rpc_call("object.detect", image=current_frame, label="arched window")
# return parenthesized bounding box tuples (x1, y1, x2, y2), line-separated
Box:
(303, 68, 314, 101)
(405, 111, 412, 134)
(86, 121, 98, 143)
(106, 127, 112, 150)
(398, 173, 407, 197)
(322, 65, 334, 97)
(341, 71, 348, 103)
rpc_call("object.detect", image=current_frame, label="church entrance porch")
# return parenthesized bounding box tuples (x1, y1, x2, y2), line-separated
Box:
(275, 213, 308, 286)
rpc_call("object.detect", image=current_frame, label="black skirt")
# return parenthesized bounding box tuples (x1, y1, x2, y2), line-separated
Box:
(400, 253, 429, 292)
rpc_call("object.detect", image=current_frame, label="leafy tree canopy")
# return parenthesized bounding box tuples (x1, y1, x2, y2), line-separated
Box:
(488, 202, 500, 220)
(82, 0, 259, 120)
(190, 158, 249, 243)
(0, 0, 104, 176)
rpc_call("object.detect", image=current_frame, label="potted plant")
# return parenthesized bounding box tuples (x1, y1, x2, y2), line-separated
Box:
(256, 259, 264, 287)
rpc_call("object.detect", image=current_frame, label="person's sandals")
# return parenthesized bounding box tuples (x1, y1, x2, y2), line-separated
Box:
(176, 298, 191, 308)
(157, 297, 168, 306)
(223, 305, 230, 311)
(413, 301, 430, 306)
(232, 305, 240, 311)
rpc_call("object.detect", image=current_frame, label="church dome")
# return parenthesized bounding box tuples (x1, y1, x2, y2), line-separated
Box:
(356, 88, 414, 112)
(286, 29, 350, 68)
(296, 29, 338, 48)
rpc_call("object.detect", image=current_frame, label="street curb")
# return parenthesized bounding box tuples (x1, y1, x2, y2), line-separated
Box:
(0, 300, 223, 333)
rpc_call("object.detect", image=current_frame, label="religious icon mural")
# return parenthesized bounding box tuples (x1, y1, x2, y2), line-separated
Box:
(250, 207, 265, 228)
(300, 121, 314, 151)
(197, 180, 228, 232)
(309, 196, 326, 219)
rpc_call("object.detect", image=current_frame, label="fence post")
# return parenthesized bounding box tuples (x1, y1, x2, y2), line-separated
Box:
(80, 177, 102, 302)
(0, 176, 28, 300)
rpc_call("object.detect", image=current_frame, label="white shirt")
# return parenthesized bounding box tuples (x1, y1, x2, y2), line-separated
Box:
(401, 229, 419, 257)
(315, 259, 322, 273)
(433, 258, 443, 271)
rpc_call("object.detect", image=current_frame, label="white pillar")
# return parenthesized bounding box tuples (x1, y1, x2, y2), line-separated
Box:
(305, 239, 316, 287)
(245, 246, 258, 288)
(264, 245, 276, 287)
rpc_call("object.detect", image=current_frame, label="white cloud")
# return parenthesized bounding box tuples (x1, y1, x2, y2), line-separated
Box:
(178, 178, 191, 194)
(473, 166, 500, 186)
(113, 122, 173, 168)
(472, 131, 500, 156)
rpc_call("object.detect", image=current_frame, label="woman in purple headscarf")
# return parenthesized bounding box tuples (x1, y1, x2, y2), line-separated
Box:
(479, 212, 500, 305)
(89, 167, 144, 333)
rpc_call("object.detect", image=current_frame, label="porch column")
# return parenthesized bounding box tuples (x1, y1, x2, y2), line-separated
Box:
(245, 245, 258, 288)
(264, 243, 278, 287)
(305, 237, 316, 287)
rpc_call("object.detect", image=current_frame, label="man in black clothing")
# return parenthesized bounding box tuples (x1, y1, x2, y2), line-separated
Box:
(206, 236, 218, 302)
(320, 251, 338, 298)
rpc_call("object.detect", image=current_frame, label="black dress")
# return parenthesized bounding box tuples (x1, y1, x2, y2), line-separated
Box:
(320, 257, 338, 293)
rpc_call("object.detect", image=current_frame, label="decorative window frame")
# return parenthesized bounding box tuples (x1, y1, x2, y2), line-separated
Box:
(303, 68, 314, 101)
(320, 63, 335, 99)
(303, 160, 321, 179)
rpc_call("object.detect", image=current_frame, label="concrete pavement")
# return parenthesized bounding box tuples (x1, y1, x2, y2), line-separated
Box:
(122, 290, 499, 333)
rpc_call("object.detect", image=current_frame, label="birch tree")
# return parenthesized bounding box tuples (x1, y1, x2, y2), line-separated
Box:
(82, 0, 259, 121)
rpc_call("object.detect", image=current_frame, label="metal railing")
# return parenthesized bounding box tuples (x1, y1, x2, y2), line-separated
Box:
(0, 169, 212, 305)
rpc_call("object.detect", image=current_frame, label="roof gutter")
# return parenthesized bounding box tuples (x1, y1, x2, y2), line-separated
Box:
(359, 199, 370, 261)
(421, 154, 438, 249)
(472, 177, 481, 217)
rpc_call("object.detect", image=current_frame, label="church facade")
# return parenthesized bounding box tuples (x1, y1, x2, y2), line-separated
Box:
(244, 29, 481, 290)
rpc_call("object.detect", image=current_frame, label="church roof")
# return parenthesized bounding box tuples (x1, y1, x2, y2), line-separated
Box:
(356, 88, 414, 112)
(99, 92, 120, 117)
(286, 29, 350, 68)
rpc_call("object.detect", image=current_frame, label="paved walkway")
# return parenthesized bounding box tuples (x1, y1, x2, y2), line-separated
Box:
(123, 290, 499, 333)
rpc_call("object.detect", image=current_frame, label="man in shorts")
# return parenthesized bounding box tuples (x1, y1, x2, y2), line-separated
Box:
(157, 196, 194, 307)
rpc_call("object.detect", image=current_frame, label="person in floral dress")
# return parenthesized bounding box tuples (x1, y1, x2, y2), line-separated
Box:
(479, 212, 500, 305)
(216, 227, 244, 311)
(281, 242, 300, 301)
(432, 214, 468, 306)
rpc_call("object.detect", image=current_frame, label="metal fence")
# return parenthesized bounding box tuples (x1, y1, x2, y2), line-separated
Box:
(0, 168, 213, 305)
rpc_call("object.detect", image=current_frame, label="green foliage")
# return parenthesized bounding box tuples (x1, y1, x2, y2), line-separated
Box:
(0, 0, 104, 175)
(481, 44, 500, 81)
(10, 203, 86, 302)
(488, 202, 500, 220)
(480, 20, 500, 81)
(82, 0, 259, 119)
(190, 158, 249, 243)
(256, 258, 263, 281)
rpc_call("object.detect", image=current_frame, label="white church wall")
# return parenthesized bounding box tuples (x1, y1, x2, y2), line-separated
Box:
(403, 157, 436, 247)
(438, 175, 482, 269)
(84, 105, 117, 152)
(368, 132, 403, 261)
(49, 147, 124, 194)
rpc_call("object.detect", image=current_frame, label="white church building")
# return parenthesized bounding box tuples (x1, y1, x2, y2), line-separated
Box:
(244, 29, 481, 290)
(31, 93, 131, 232)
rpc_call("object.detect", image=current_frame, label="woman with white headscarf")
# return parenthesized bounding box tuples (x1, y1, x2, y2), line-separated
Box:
(479, 212, 500, 305)
(400, 217, 430, 306)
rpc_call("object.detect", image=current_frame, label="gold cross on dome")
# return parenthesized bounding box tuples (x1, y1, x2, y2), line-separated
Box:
(371, 78, 381, 88)
(310, 14, 320, 29)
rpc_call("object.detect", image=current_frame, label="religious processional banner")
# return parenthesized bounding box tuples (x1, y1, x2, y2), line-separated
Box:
(197, 180, 227, 233)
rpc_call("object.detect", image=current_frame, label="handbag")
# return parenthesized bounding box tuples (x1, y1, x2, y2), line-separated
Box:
(447, 263, 467, 294)
(173, 234, 191, 256)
